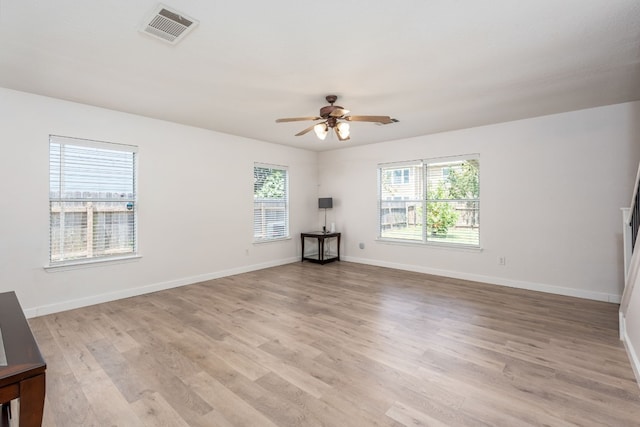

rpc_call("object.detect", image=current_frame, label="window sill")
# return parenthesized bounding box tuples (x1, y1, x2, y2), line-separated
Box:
(376, 238, 482, 252)
(253, 236, 292, 244)
(44, 255, 142, 272)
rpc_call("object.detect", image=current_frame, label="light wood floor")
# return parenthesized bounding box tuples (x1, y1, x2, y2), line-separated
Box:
(29, 262, 640, 426)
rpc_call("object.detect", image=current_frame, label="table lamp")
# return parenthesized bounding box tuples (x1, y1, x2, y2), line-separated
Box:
(318, 197, 333, 233)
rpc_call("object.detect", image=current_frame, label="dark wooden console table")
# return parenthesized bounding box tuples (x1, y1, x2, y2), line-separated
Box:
(0, 291, 46, 427)
(301, 232, 341, 264)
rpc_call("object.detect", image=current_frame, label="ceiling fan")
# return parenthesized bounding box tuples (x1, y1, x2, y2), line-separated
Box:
(275, 95, 398, 141)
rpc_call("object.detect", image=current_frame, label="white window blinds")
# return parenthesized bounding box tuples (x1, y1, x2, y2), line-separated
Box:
(253, 163, 289, 241)
(49, 135, 138, 264)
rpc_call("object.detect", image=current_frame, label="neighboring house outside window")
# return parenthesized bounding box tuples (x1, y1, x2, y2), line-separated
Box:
(49, 135, 137, 265)
(378, 155, 479, 247)
(387, 168, 410, 185)
(253, 163, 289, 241)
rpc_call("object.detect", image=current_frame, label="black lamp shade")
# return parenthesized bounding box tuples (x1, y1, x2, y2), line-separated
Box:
(318, 197, 333, 209)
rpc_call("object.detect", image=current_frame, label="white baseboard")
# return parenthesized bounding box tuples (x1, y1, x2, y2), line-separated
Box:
(342, 256, 622, 303)
(25, 255, 621, 318)
(24, 257, 298, 318)
(620, 313, 640, 390)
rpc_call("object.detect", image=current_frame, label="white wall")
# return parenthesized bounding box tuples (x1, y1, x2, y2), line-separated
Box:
(319, 102, 640, 302)
(0, 88, 318, 316)
(3, 86, 638, 317)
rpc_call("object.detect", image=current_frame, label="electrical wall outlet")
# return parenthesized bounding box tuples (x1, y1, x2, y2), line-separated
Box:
(498, 256, 506, 266)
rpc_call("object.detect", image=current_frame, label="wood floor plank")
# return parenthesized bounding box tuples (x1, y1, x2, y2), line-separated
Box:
(219, 335, 332, 398)
(386, 400, 451, 427)
(120, 346, 213, 423)
(131, 391, 192, 427)
(28, 261, 640, 426)
(255, 371, 387, 427)
(44, 318, 103, 380)
(86, 338, 153, 404)
(222, 370, 327, 427)
(90, 312, 140, 353)
(75, 368, 144, 427)
(45, 373, 102, 426)
(186, 371, 280, 427)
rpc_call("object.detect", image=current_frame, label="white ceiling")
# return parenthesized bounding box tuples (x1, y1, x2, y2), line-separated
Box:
(1, 0, 639, 151)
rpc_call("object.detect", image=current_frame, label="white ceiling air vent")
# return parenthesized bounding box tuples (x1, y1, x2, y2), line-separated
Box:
(141, 5, 198, 45)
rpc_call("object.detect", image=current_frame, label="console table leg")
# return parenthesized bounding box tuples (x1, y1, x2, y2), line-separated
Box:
(18, 374, 45, 427)
(0, 403, 9, 427)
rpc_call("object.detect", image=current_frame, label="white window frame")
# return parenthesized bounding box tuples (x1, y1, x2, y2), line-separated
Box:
(378, 154, 480, 249)
(253, 163, 290, 242)
(48, 135, 138, 267)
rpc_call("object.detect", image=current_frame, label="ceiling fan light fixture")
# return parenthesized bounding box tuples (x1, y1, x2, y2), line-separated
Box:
(336, 122, 350, 141)
(314, 123, 328, 140)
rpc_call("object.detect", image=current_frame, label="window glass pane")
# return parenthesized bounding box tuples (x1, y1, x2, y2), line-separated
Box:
(254, 165, 289, 241)
(380, 164, 422, 200)
(92, 202, 136, 256)
(380, 200, 423, 241)
(427, 158, 479, 201)
(379, 163, 423, 241)
(426, 200, 480, 245)
(426, 158, 479, 246)
(50, 202, 88, 262)
(50, 144, 135, 198)
(49, 136, 137, 264)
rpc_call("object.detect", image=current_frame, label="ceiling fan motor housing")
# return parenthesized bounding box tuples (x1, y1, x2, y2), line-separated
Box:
(320, 106, 344, 120)
(319, 94, 343, 121)
(320, 95, 348, 123)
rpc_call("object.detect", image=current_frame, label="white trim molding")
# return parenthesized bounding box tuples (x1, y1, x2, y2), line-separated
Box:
(343, 256, 621, 303)
(25, 257, 298, 318)
(620, 312, 640, 390)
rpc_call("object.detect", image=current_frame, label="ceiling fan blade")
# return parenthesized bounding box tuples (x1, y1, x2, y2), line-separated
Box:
(329, 108, 350, 118)
(345, 115, 396, 124)
(276, 116, 321, 123)
(295, 123, 318, 136)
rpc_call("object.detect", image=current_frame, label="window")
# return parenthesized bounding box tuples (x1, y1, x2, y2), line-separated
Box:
(378, 155, 479, 247)
(49, 135, 137, 264)
(386, 168, 410, 185)
(253, 163, 289, 241)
